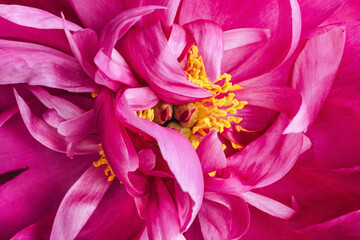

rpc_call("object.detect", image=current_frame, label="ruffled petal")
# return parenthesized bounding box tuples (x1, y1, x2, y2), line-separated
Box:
(0, 40, 98, 92)
(50, 166, 111, 240)
(115, 87, 204, 230)
(196, 130, 226, 174)
(183, 20, 223, 83)
(120, 22, 212, 104)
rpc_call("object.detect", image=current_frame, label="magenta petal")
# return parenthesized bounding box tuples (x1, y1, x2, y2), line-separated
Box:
(115, 87, 204, 229)
(300, 211, 360, 240)
(0, 4, 81, 30)
(184, 20, 223, 83)
(145, 178, 183, 240)
(292, 27, 346, 126)
(196, 130, 226, 174)
(227, 114, 303, 188)
(94, 49, 140, 87)
(123, 87, 159, 111)
(50, 166, 111, 240)
(43, 109, 64, 128)
(68, 0, 124, 33)
(223, 28, 271, 51)
(230, 0, 301, 82)
(121, 22, 212, 104)
(198, 193, 250, 240)
(242, 191, 296, 220)
(76, 181, 145, 240)
(138, 149, 156, 175)
(0, 40, 98, 92)
(168, 24, 191, 59)
(96, 89, 141, 195)
(99, 5, 165, 56)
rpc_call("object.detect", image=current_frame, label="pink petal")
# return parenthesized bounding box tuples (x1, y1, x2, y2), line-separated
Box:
(121, 22, 212, 104)
(223, 28, 271, 51)
(0, 4, 81, 30)
(198, 193, 250, 240)
(241, 191, 296, 220)
(183, 20, 223, 83)
(123, 87, 159, 111)
(291, 27, 346, 126)
(168, 24, 191, 59)
(227, 114, 304, 188)
(50, 166, 111, 240)
(115, 87, 204, 230)
(138, 149, 156, 175)
(43, 109, 64, 128)
(144, 178, 183, 240)
(68, 0, 125, 33)
(99, 5, 165, 56)
(0, 40, 98, 92)
(230, 0, 301, 82)
(96, 89, 141, 195)
(94, 49, 140, 87)
(75, 181, 145, 240)
(196, 130, 226, 174)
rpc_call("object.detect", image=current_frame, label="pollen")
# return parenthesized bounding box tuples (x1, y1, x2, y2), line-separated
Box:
(93, 147, 116, 181)
(185, 46, 248, 149)
(137, 108, 155, 121)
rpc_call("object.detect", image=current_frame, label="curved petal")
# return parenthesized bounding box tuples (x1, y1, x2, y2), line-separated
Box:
(68, 0, 124, 33)
(230, 0, 301, 82)
(227, 114, 304, 188)
(223, 28, 271, 51)
(196, 130, 226, 174)
(198, 193, 250, 240)
(115, 87, 204, 230)
(99, 5, 165, 56)
(168, 24, 191, 59)
(183, 20, 223, 83)
(50, 166, 111, 240)
(96, 89, 141, 195)
(0, 40, 98, 92)
(121, 22, 212, 104)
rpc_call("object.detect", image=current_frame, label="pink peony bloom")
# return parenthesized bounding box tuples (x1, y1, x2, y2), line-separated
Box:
(0, 0, 359, 240)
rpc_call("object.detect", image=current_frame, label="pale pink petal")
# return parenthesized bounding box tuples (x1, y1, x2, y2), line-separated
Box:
(121, 22, 212, 104)
(0, 4, 81, 30)
(291, 27, 346, 126)
(123, 87, 159, 111)
(184, 20, 223, 83)
(138, 149, 156, 175)
(115, 87, 204, 230)
(241, 191, 296, 220)
(223, 28, 271, 51)
(94, 70, 125, 92)
(43, 109, 64, 128)
(196, 130, 226, 174)
(0, 40, 98, 92)
(50, 166, 112, 240)
(168, 24, 191, 59)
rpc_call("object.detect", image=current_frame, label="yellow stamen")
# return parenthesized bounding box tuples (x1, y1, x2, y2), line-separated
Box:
(185, 46, 248, 149)
(208, 171, 217, 177)
(136, 109, 155, 121)
(93, 145, 116, 181)
(91, 92, 99, 98)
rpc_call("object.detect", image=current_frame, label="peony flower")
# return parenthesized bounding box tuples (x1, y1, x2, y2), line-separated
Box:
(0, 0, 359, 240)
